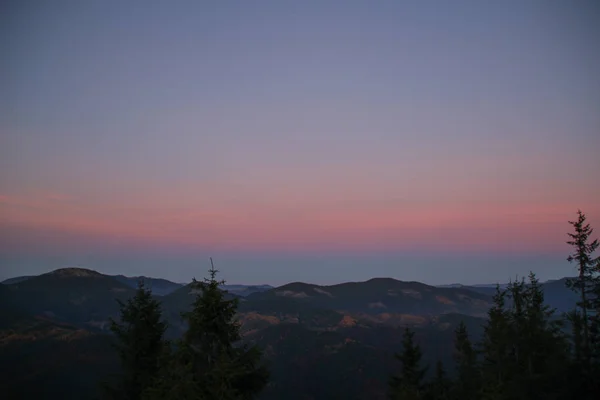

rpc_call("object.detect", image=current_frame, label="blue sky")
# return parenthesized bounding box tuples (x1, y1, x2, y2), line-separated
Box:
(1, 0, 599, 285)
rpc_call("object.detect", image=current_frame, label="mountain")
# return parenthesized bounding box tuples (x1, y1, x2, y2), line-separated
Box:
(451, 277, 578, 312)
(0, 301, 486, 400)
(245, 277, 492, 318)
(0, 269, 581, 400)
(1, 267, 135, 330)
(3, 272, 184, 296)
(221, 284, 274, 297)
(2, 273, 271, 297)
(111, 274, 183, 296)
(540, 277, 580, 313)
(0, 314, 118, 400)
(1, 275, 35, 285)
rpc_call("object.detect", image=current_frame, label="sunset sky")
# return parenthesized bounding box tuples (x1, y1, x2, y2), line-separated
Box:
(1, 0, 599, 285)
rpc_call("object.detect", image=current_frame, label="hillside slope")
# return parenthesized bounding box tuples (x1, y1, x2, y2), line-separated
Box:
(247, 278, 492, 317)
(2, 268, 135, 329)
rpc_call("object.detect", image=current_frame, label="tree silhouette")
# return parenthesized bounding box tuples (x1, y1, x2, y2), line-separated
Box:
(389, 327, 428, 399)
(144, 258, 269, 399)
(566, 210, 599, 362)
(103, 280, 168, 400)
(452, 321, 479, 400)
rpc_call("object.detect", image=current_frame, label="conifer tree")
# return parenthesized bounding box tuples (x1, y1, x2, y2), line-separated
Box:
(565, 210, 599, 363)
(452, 321, 479, 400)
(144, 259, 269, 400)
(519, 273, 569, 400)
(479, 275, 570, 400)
(424, 360, 450, 400)
(479, 286, 511, 399)
(567, 309, 585, 364)
(564, 210, 600, 398)
(104, 280, 168, 400)
(389, 327, 428, 400)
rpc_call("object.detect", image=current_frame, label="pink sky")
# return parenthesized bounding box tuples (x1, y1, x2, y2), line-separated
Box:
(1, 1, 599, 284)
(2, 189, 598, 254)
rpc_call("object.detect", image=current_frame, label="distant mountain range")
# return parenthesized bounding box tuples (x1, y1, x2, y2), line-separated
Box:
(0, 267, 580, 400)
(2, 271, 273, 297)
(437, 278, 578, 313)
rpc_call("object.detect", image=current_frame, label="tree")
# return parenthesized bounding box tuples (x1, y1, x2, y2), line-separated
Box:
(479, 286, 511, 399)
(479, 275, 570, 400)
(567, 310, 585, 364)
(565, 210, 600, 364)
(451, 321, 479, 400)
(518, 273, 569, 400)
(389, 327, 428, 400)
(424, 360, 450, 400)
(103, 280, 168, 400)
(564, 210, 600, 398)
(144, 258, 269, 399)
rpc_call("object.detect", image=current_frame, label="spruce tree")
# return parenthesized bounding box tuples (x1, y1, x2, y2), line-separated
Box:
(103, 280, 168, 400)
(564, 210, 600, 398)
(389, 327, 428, 400)
(480, 275, 570, 400)
(424, 360, 450, 400)
(567, 309, 585, 364)
(144, 259, 269, 400)
(479, 286, 511, 399)
(519, 273, 569, 400)
(452, 321, 479, 400)
(565, 210, 599, 363)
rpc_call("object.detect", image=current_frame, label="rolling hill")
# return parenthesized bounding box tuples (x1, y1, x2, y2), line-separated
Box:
(0, 267, 581, 400)
(3, 272, 184, 296)
(3, 273, 272, 297)
(111, 274, 184, 296)
(245, 277, 493, 318)
(1, 268, 135, 330)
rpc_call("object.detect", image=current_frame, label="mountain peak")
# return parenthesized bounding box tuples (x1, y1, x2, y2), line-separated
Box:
(365, 277, 401, 284)
(46, 268, 102, 278)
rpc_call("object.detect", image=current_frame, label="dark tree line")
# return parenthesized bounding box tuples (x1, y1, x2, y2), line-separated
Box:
(389, 210, 600, 400)
(102, 258, 269, 400)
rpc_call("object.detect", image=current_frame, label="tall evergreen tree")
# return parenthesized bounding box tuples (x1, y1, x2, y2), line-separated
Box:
(389, 327, 428, 400)
(451, 321, 479, 400)
(564, 210, 600, 398)
(103, 280, 168, 400)
(519, 273, 569, 400)
(424, 360, 450, 400)
(144, 259, 269, 400)
(479, 274, 570, 400)
(565, 210, 599, 364)
(479, 286, 511, 399)
(566, 309, 585, 364)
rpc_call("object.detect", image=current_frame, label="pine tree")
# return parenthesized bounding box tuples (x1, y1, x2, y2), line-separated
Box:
(103, 280, 168, 400)
(567, 310, 585, 364)
(519, 273, 569, 400)
(479, 274, 570, 400)
(424, 360, 450, 400)
(565, 210, 599, 364)
(564, 210, 600, 398)
(479, 286, 511, 399)
(451, 321, 479, 400)
(389, 327, 428, 400)
(144, 258, 269, 400)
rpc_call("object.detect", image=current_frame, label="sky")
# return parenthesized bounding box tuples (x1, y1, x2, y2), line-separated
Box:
(1, 0, 599, 286)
